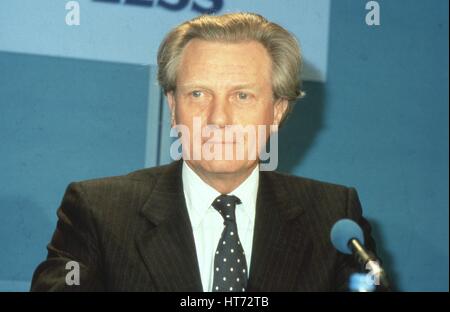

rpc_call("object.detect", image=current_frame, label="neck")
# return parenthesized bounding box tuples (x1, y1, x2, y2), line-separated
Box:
(186, 162, 258, 194)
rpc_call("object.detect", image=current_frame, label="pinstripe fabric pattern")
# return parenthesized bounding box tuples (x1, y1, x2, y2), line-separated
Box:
(31, 160, 377, 291)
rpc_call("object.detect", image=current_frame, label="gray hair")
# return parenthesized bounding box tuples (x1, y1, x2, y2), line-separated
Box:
(157, 12, 305, 124)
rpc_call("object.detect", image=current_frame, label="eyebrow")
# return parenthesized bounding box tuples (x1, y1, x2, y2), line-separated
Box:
(177, 83, 260, 90)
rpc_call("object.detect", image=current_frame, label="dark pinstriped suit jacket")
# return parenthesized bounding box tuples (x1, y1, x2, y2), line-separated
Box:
(31, 160, 377, 291)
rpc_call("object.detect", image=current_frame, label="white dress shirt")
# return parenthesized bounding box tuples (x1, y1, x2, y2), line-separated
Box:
(182, 161, 259, 292)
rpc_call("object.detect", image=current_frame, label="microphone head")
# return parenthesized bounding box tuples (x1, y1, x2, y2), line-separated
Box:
(330, 219, 365, 254)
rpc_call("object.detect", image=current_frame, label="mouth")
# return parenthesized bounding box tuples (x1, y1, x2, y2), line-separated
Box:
(204, 141, 236, 144)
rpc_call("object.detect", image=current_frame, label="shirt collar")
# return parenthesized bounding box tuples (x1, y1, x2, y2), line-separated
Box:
(182, 161, 259, 229)
(228, 165, 259, 225)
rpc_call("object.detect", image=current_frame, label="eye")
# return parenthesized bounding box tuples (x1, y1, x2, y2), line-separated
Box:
(191, 90, 203, 98)
(237, 92, 249, 100)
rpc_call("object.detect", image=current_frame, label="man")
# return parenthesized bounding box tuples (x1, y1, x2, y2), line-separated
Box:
(31, 13, 380, 291)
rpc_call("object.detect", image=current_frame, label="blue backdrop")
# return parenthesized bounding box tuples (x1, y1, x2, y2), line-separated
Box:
(0, 0, 448, 291)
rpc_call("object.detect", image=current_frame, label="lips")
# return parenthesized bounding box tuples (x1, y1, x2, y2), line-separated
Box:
(204, 141, 236, 144)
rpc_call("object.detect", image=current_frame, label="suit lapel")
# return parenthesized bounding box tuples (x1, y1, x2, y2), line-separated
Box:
(134, 161, 313, 291)
(247, 171, 313, 291)
(135, 161, 203, 291)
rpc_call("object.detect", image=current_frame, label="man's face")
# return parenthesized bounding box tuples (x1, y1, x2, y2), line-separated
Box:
(167, 39, 287, 176)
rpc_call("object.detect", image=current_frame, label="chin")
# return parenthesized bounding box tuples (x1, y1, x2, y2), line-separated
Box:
(192, 159, 256, 175)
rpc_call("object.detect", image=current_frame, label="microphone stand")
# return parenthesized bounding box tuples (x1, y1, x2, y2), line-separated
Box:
(349, 238, 391, 291)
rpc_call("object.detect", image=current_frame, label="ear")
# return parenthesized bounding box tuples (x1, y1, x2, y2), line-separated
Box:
(166, 91, 176, 127)
(273, 98, 289, 127)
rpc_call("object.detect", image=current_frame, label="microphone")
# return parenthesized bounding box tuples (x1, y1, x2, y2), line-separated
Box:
(330, 219, 390, 290)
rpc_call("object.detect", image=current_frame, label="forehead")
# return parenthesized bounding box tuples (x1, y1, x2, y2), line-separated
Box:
(176, 39, 272, 86)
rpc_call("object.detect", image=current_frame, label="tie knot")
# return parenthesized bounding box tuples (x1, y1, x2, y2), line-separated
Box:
(212, 194, 242, 222)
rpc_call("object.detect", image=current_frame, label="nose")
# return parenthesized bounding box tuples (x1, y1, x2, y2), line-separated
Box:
(207, 94, 232, 127)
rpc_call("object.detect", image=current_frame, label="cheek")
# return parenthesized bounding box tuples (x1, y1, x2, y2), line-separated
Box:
(175, 100, 207, 122)
(256, 103, 275, 125)
(235, 100, 274, 125)
(174, 102, 192, 125)
(266, 106, 275, 123)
